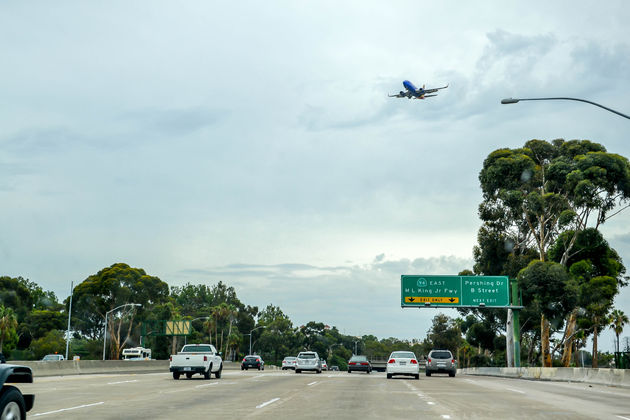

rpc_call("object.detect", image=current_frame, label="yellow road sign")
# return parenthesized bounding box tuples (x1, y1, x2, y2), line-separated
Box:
(404, 296, 459, 304)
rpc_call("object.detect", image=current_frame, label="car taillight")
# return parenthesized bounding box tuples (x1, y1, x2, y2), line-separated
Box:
(243, 358, 247, 362)
(410, 359, 418, 364)
(169, 356, 172, 362)
(349, 362, 356, 365)
(388, 359, 395, 364)
(204, 356, 208, 362)
(256, 358, 260, 362)
(452, 359, 455, 364)
(428, 358, 432, 363)
(360, 362, 369, 365)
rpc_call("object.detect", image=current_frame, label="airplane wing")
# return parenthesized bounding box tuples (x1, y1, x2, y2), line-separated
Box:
(422, 84, 449, 94)
(413, 94, 438, 99)
(388, 92, 410, 98)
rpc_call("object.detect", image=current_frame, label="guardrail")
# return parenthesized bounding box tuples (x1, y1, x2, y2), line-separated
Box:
(460, 367, 630, 388)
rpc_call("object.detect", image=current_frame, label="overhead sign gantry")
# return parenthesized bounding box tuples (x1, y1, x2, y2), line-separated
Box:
(400, 275, 510, 308)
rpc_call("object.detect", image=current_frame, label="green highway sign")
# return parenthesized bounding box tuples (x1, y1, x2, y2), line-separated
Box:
(401, 275, 510, 308)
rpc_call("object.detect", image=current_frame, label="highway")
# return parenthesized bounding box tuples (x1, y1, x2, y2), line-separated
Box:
(18, 369, 630, 419)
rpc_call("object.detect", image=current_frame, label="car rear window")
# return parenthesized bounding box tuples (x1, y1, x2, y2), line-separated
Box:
(284, 357, 296, 361)
(431, 351, 452, 358)
(350, 356, 367, 362)
(390, 352, 416, 359)
(182, 345, 212, 353)
(245, 356, 258, 361)
(298, 353, 316, 359)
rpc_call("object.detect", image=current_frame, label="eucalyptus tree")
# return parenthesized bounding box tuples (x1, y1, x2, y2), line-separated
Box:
(0, 305, 18, 354)
(478, 139, 630, 366)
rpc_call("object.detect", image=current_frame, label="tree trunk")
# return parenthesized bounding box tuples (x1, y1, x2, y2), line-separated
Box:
(541, 315, 551, 367)
(592, 323, 599, 368)
(561, 310, 577, 367)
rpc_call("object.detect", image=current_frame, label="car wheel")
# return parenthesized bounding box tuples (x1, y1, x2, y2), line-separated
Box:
(258, 366, 261, 371)
(296, 369, 301, 374)
(426, 371, 431, 377)
(415, 374, 420, 380)
(386, 373, 392, 379)
(204, 365, 212, 379)
(186, 372, 193, 379)
(173, 372, 180, 380)
(449, 372, 456, 377)
(241, 366, 244, 370)
(367, 369, 370, 374)
(317, 369, 322, 374)
(215, 365, 222, 379)
(0, 386, 26, 420)
(347, 370, 351, 373)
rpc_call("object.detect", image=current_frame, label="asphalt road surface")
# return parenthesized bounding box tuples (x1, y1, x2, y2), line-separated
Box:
(17, 370, 630, 419)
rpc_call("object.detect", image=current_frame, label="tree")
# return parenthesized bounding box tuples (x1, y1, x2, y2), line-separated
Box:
(478, 139, 630, 366)
(426, 314, 463, 354)
(72, 263, 169, 359)
(29, 330, 66, 359)
(579, 276, 617, 368)
(0, 305, 18, 354)
(609, 309, 629, 354)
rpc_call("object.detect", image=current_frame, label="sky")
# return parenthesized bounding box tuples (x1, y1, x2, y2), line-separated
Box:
(2, 1, 630, 353)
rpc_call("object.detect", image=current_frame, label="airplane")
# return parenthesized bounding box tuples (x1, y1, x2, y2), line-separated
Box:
(389, 80, 449, 99)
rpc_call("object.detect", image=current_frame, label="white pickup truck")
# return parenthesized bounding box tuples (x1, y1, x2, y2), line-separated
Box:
(169, 344, 223, 380)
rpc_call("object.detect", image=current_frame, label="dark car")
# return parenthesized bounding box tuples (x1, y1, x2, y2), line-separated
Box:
(347, 355, 372, 373)
(1, 364, 35, 419)
(241, 355, 265, 370)
(426, 349, 456, 377)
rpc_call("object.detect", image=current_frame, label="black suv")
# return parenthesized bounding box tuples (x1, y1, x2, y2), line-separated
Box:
(426, 349, 456, 377)
(241, 355, 265, 370)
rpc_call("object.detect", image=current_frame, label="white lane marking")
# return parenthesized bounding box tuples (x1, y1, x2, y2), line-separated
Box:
(506, 387, 525, 394)
(417, 393, 425, 398)
(32, 402, 105, 417)
(307, 381, 318, 386)
(616, 416, 630, 420)
(441, 416, 451, 419)
(427, 402, 436, 405)
(196, 382, 219, 388)
(107, 379, 138, 385)
(256, 398, 280, 408)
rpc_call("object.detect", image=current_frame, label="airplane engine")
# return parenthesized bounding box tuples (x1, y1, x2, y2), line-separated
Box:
(399, 91, 405, 95)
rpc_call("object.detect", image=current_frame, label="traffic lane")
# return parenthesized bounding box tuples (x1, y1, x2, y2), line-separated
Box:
(24, 370, 440, 419)
(421, 373, 630, 419)
(27, 370, 308, 419)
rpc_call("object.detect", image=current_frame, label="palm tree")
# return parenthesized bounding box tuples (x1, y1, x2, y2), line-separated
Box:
(0, 305, 18, 354)
(609, 309, 629, 354)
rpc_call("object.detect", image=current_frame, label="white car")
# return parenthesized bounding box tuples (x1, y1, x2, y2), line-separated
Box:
(295, 351, 322, 374)
(282, 356, 297, 370)
(41, 354, 65, 361)
(321, 360, 328, 371)
(386, 351, 420, 380)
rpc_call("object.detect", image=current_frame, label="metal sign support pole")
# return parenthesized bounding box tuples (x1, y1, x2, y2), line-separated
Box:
(510, 279, 521, 368)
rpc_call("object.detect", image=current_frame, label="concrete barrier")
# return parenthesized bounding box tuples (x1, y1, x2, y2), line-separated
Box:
(10, 360, 278, 377)
(460, 367, 630, 388)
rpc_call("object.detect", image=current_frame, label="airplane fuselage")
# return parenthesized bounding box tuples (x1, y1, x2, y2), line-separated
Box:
(403, 80, 424, 98)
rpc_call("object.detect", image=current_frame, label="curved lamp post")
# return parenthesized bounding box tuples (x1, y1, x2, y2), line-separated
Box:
(501, 97, 630, 120)
(102, 303, 142, 360)
(245, 326, 267, 355)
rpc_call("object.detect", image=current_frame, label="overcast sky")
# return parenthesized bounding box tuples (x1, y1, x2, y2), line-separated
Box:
(2, 1, 630, 353)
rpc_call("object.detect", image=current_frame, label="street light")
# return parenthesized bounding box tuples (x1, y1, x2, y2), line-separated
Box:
(245, 326, 267, 355)
(102, 303, 142, 360)
(501, 97, 630, 120)
(65, 281, 75, 360)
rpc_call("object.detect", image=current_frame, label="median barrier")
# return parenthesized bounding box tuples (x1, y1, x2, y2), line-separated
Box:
(460, 367, 630, 388)
(11, 360, 278, 377)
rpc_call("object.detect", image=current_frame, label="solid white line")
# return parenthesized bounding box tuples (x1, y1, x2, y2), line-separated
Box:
(616, 416, 630, 420)
(506, 388, 525, 394)
(307, 381, 318, 386)
(441, 416, 451, 419)
(427, 402, 436, 405)
(32, 402, 105, 417)
(256, 398, 280, 408)
(107, 379, 138, 385)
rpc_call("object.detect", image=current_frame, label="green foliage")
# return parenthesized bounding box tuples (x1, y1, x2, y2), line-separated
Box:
(518, 260, 576, 322)
(30, 330, 66, 359)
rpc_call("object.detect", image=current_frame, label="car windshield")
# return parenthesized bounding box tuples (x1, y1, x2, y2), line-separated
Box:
(298, 353, 316, 359)
(182, 345, 212, 353)
(431, 351, 452, 359)
(390, 352, 416, 359)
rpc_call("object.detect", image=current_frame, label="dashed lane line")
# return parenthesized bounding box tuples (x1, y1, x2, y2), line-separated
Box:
(256, 398, 280, 408)
(32, 402, 105, 417)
